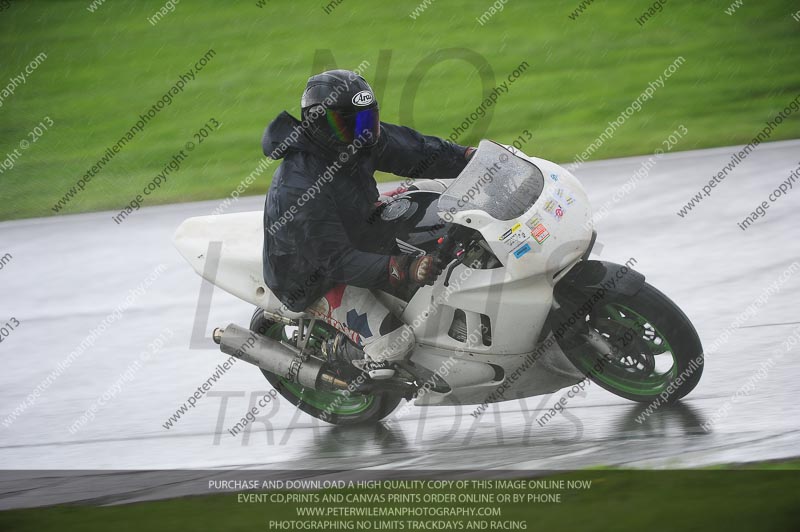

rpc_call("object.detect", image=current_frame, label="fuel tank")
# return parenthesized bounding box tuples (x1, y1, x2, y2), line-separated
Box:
(378, 191, 450, 254)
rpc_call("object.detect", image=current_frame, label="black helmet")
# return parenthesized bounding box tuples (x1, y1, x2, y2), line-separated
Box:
(301, 69, 380, 149)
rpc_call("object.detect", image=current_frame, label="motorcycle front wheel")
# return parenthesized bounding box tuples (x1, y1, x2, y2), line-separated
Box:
(558, 282, 703, 403)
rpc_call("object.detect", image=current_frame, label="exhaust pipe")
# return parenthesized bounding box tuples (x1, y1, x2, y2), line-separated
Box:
(213, 323, 348, 390)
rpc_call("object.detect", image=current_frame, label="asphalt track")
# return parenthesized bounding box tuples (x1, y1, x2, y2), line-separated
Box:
(1, 140, 799, 508)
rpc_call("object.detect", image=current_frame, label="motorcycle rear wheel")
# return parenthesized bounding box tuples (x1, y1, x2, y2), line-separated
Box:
(250, 309, 403, 425)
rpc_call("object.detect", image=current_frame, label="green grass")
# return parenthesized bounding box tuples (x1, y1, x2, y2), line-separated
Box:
(1, 0, 798, 220)
(1, 460, 799, 531)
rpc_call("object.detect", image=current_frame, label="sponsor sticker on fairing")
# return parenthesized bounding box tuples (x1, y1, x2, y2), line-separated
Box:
(498, 222, 530, 249)
(544, 192, 567, 222)
(554, 186, 576, 205)
(525, 214, 542, 230)
(513, 242, 532, 259)
(532, 223, 550, 244)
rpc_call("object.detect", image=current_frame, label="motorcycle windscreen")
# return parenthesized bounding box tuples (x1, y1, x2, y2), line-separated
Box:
(438, 140, 545, 221)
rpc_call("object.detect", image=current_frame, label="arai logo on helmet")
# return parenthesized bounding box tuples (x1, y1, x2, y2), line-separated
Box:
(352, 91, 374, 107)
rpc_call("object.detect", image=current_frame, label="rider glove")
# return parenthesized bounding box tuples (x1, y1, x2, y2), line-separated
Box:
(388, 255, 442, 288)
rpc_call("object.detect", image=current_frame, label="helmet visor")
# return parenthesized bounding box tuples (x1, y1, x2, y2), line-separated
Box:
(325, 107, 380, 146)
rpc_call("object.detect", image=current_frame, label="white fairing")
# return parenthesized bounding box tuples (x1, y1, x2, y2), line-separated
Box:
(401, 140, 593, 404)
(173, 212, 305, 318)
(173, 140, 592, 406)
(409, 141, 593, 352)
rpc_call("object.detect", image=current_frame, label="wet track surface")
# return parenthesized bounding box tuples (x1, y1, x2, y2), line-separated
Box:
(1, 140, 799, 507)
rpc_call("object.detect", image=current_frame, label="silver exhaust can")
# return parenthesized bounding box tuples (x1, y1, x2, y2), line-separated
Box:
(215, 323, 326, 389)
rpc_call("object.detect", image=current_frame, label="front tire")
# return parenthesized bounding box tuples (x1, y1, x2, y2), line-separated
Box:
(558, 282, 703, 403)
(250, 309, 403, 425)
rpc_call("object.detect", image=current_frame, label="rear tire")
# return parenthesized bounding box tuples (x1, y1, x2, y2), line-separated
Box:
(558, 282, 703, 403)
(250, 309, 403, 425)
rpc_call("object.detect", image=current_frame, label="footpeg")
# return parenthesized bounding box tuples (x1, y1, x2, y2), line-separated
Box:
(368, 367, 396, 380)
(353, 359, 396, 380)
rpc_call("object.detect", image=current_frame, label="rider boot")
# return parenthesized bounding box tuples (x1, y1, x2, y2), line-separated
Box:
(360, 323, 415, 379)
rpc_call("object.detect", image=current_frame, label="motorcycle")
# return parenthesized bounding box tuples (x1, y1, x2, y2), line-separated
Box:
(173, 140, 703, 425)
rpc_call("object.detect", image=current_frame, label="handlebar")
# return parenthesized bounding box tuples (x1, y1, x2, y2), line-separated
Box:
(431, 227, 469, 287)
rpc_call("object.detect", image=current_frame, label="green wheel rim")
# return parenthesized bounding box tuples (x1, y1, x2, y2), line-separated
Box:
(578, 303, 678, 396)
(263, 323, 375, 416)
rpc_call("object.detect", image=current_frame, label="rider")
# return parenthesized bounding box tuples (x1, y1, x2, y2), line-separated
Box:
(261, 69, 474, 379)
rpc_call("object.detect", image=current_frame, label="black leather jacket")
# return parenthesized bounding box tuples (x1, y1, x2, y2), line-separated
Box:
(261, 111, 468, 311)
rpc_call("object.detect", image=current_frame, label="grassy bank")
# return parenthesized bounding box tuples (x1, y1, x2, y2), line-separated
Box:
(1, 0, 798, 220)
